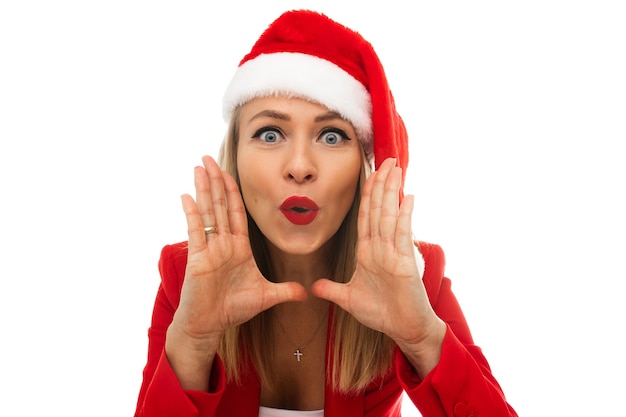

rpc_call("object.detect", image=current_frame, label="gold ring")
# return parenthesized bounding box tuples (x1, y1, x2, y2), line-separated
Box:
(204, 226, 217, 235)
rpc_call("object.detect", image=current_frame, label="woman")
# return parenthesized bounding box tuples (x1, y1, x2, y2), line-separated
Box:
(135, 10, 517, 417)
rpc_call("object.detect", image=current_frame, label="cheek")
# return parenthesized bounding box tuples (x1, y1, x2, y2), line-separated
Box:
(237, 150, 270, 205)
(331, 156, 362, 207)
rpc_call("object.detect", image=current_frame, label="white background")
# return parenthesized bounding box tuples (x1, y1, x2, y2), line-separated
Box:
(1, 1, 624, 416)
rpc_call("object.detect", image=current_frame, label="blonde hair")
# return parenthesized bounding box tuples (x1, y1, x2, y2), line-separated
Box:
(217, 106, 395, 393)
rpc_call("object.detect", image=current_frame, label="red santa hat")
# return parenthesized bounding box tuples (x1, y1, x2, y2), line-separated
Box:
(222, 10, 409, 193)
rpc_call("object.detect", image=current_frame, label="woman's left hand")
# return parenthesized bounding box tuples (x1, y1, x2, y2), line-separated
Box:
(311, 157, 446, 376)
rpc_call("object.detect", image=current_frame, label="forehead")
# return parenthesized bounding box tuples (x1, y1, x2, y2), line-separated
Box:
(242, 95, 331, 114)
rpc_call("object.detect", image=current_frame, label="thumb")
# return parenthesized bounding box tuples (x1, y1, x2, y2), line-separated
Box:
(311, 278, 350, 310)
(264, 281, 308, 309)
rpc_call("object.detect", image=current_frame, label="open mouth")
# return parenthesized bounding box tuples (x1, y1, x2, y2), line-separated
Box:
(291, 207, 309, 213)
(280, 196, 319, 225)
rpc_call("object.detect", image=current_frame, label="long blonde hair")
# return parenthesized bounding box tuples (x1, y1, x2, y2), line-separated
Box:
(217, 106, 395, 393)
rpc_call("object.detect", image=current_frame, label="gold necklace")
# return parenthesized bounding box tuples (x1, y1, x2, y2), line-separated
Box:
(274, 309, 329, 362)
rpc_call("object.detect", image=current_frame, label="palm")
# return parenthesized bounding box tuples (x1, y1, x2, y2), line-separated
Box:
(343, 234, 423, 341)
(182, 232, 265, 332)
(312, 158, 437, 346)
(176, 156, 306, 339)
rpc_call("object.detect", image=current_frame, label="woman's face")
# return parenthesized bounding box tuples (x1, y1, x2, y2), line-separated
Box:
(237, 96, 362, 256)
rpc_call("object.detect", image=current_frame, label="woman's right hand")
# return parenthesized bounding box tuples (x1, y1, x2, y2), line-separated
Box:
(165, 156, 307, 389)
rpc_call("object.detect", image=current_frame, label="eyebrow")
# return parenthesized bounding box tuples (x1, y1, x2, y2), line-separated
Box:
(314, 111, 344, 123)
(248, 110, 290, 123)
(247, 109, 345, 124)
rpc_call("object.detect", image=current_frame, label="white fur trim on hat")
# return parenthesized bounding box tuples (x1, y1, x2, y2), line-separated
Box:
(222, 52, 373, 146)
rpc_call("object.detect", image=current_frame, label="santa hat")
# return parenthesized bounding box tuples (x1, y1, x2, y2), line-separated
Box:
(222, 10, 409, 193)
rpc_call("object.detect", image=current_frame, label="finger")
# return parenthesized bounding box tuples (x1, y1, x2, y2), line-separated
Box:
(194, 165, 216, 231)
(202, 155, 230, 234)
(396, 194, 415, 255)
(181, 193, 206, 252)
(369, 158, 396, 237)
(222, 171, 248, 236)
(358, 167, 375, 239)
(379, 166, 402, 243)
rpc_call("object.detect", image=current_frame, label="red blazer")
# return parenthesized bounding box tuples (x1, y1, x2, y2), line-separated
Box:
(135, 241, 517, 417)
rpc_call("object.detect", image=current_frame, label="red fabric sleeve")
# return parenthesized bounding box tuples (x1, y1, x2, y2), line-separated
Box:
(134, 243, 227, 417)
(395, 242, 518, 417)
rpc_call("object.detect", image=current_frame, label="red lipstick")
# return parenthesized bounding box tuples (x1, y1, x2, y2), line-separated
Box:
(279, 196, 319, 225)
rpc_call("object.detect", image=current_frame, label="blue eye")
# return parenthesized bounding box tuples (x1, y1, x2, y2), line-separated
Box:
(252, 127, 283, 143)
(260, 131, 279, 143)
(320, 128, 350, 145)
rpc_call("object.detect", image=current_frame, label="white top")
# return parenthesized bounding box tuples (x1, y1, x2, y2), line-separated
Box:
(259, 406, 324, 417)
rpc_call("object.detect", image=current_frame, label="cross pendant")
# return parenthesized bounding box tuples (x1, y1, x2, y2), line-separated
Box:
(294, 348, 303, 362)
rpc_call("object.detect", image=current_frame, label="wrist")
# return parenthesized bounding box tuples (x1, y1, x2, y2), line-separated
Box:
(165, 322, 222, 391)
(396, 318, 446, 379)
(166, 321, 222, 359)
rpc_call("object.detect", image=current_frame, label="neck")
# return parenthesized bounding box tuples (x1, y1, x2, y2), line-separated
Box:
(266, 241, 333, 287)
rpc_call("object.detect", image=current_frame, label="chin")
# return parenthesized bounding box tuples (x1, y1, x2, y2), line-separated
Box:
(270, 235, 331, 257)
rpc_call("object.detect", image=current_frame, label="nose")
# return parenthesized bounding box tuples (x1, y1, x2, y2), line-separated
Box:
(284, 139, 317, 184)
